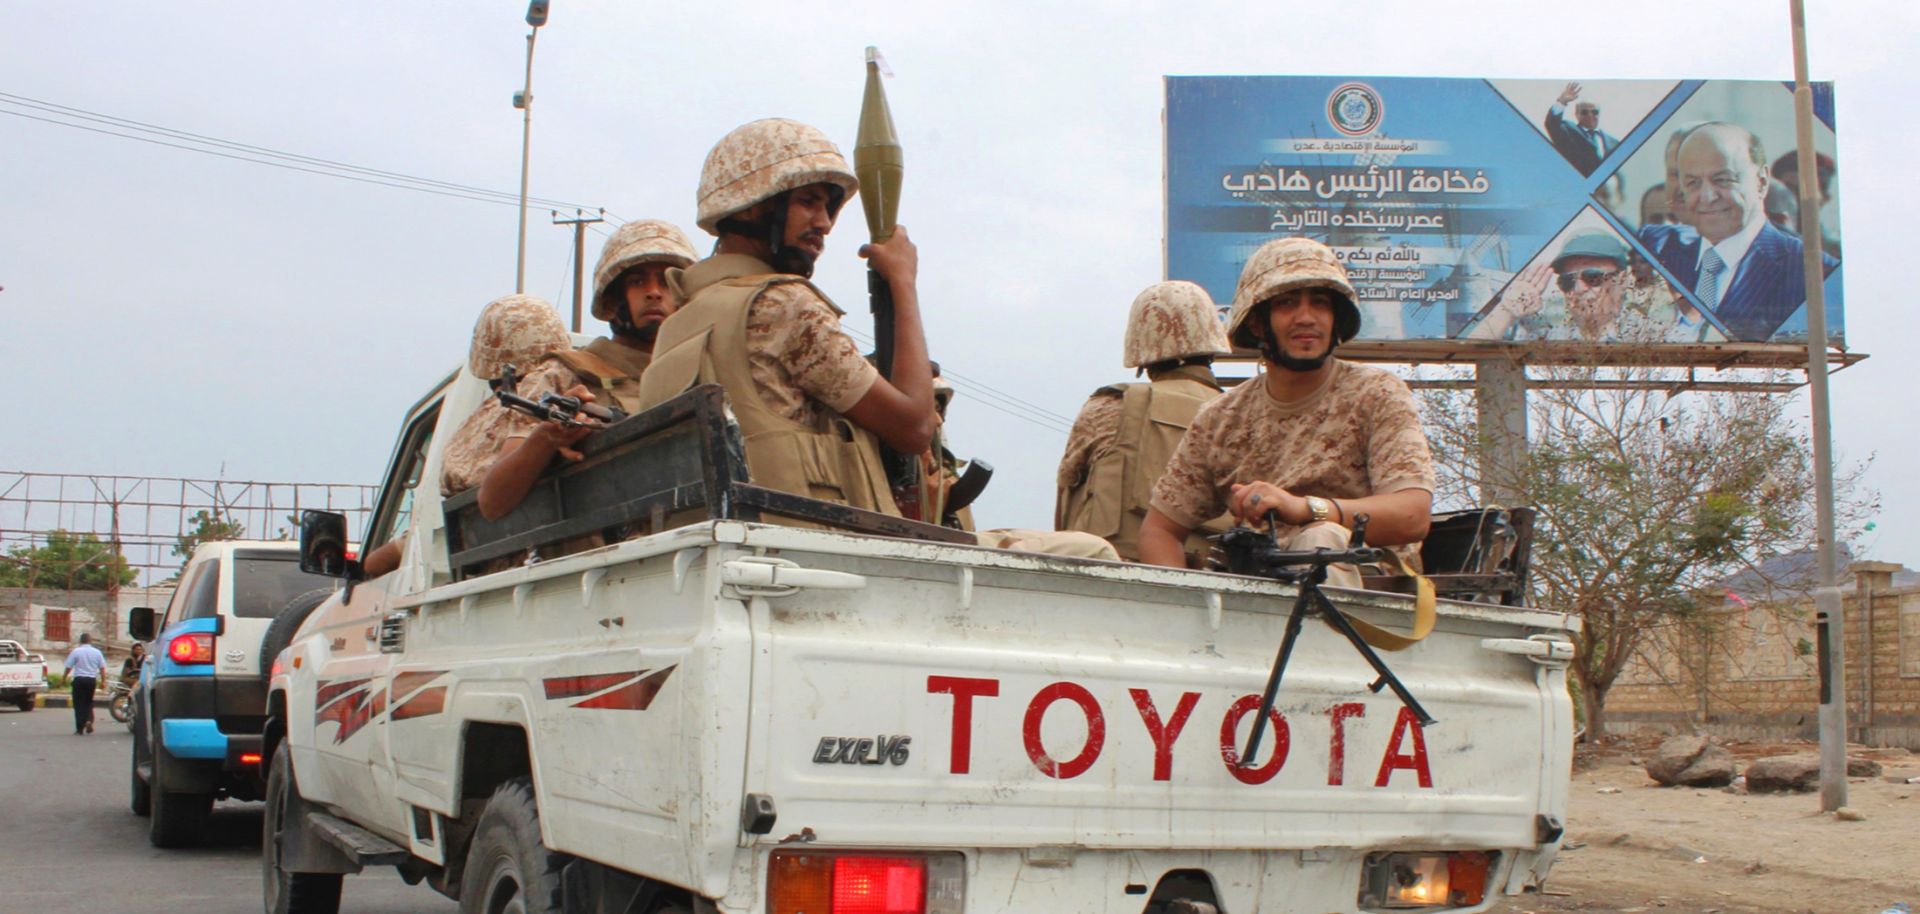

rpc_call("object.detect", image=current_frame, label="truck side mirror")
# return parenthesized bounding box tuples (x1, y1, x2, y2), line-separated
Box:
(129, 607, 156, 642)
(300, 510, 363, 582)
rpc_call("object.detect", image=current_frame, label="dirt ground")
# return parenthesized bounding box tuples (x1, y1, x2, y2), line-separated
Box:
(1502, 734, 1920, 914)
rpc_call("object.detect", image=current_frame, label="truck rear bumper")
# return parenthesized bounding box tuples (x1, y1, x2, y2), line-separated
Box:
(160, 718, 263, 764)
(149, 675, 270, 792)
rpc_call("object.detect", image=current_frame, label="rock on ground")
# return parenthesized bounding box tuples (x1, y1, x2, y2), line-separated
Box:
(1644, 734, 1737, 788)
(1744, 754, 1821, 793)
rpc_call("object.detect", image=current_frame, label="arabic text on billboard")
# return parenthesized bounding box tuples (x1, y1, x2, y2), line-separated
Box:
(1165, 77, 1843, 348)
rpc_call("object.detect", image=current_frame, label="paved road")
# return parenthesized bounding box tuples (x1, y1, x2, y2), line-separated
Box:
(0, 704, 456, 913)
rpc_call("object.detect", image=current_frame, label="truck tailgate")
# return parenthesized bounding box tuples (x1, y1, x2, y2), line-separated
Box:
(738, 540, 1574, 853)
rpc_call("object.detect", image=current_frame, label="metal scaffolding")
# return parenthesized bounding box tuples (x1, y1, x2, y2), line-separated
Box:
(0, 470, 376, 587)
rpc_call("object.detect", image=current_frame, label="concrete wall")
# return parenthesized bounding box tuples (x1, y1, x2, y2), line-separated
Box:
(1605, 562, 1920, 749)
(0, 586, 175, 665)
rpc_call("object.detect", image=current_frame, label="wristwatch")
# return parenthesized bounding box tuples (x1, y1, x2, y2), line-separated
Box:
(1304, 496, 1332, 524)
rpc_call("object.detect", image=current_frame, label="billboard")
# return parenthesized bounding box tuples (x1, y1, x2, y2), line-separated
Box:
(1165, 77, 1843, 351)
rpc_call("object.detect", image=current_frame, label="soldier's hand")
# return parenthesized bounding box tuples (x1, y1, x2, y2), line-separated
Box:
(1228, 482, 1306, 526)
(858, 224, 918, 286)
(531, 422, 593, 461)
(535, 385, 599, 460)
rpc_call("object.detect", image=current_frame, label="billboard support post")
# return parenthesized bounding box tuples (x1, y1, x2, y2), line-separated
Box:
(1789, 0, 1847, 814)
(1475, 358, 1528, 508)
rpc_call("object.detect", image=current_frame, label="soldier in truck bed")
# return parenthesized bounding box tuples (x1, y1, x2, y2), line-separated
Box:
(636, 117, 936, 517)
(442, 221, 698, 521)
(570, 219, 700, 414)
(1137, 237, 1436, 587)
(1056, 280, 1232, 565)
(440, 294, 590, 509)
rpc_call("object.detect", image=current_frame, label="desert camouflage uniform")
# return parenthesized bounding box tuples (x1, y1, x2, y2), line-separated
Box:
(743, 279, 880, 429)
(440, 359, 583, 497)
(1149, 359, 1435, 569)
(1056, 395, 1125, 492)
(1057, 280, 1230, 563)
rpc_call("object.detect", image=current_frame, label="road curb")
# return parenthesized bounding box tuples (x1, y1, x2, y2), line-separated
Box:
(36, 693, 72, 709)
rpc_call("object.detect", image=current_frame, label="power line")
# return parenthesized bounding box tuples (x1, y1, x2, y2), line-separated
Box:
(0, 92, 586, 209)
(1, 95, 1069, 436)
(0, 92, 598, 212)
(841, 326, 1073, 435)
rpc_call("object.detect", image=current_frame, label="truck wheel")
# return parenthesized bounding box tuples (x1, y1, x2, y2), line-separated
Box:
(148, 750, 213, 848)
(15, 697, 33, 712)
(263, 742, 343, 914)
(460, 777, 568, 914)
(131, 739, 151, 816)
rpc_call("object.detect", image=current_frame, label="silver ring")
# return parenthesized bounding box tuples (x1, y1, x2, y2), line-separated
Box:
(1250, 494, 1263, 507)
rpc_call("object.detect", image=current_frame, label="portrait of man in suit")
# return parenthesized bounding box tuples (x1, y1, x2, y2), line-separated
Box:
(1545, 82, 1620, 176)
(1636, 122, 1838, 341)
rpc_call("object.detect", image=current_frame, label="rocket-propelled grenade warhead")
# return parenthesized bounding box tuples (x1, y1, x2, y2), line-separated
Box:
(854, 46, 902, 244)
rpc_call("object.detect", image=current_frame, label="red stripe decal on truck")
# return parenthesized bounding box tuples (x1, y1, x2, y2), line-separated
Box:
(568, 666, 676, 711)
(542, 671, 643, 701)
(315, 678, 371, 710)
(390, 670, 448, 698)
(391, 686, 448, 721)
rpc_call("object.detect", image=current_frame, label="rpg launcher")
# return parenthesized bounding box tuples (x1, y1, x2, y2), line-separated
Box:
(853, 45, 932, 521)
(490, 364, 625, 428)
(1215, 513, 1435, 767)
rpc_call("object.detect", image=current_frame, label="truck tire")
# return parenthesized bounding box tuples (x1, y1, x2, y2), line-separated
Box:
(15, 697, 34, 712)
(131, 739, 151, 816)
(263, 742, 343, 914)
(460, 777, 568, 914)
(148, 749, 213, 848)
(259, 588, 335, 675)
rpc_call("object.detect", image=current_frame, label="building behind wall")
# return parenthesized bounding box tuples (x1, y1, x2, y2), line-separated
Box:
(0, 585, 177, 665)
(1605, 561, 1920, 749)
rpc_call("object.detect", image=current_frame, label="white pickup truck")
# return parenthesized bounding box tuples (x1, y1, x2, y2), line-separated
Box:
(264, 372, 1575, 914)
(1, 639, 49, 712)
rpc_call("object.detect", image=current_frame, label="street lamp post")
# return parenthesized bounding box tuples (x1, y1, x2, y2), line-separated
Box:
(513, 0, 550, 294)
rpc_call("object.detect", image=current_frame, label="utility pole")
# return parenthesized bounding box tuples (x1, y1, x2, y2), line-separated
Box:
(513, 1, 550, 294)
(553, 209, 605, 333)
(1788, 0, 1847, 814)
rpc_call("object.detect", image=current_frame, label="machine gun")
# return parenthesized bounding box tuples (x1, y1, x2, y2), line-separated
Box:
(1216, 513, 1435, 766)
(491, 364, 627, 428)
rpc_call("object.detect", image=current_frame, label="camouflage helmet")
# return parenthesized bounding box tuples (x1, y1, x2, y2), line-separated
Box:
(1226, 237, 1362, 349)
(467, 294, 570, 381)
(1122, 280, 1230, 368)
(696, 118, 859, 235)
(590, 219, 698, 322)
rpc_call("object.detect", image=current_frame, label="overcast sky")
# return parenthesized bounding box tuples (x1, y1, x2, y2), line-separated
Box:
(2, 1, 1912, 566)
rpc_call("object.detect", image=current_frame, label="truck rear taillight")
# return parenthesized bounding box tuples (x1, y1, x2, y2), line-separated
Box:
(769, 850, 964, 914)
(167, 633, 215, 665)
(1359, 850, 1495, 910)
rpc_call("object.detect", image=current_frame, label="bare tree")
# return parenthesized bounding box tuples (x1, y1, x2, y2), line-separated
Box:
(1418, 365, 1874, 737)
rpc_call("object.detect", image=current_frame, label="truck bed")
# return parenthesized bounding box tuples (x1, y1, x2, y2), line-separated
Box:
(325, 519, 1574, 912)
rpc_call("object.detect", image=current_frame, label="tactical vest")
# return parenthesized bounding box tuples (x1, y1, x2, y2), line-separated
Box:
(637, 264, 899, 520)
(546, 337, 646, 416)
(1058, 366, 1224, 562)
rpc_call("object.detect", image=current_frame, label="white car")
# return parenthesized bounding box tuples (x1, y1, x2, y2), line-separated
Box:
(128, 539, 337, 847)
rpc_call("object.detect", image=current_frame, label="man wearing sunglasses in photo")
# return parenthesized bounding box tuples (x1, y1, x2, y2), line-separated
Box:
(1468, 230, 1643, 342)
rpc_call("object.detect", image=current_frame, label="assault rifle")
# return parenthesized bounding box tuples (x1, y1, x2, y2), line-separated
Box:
(491, 364, 626, 428)
(1216, 513, 1435, 766)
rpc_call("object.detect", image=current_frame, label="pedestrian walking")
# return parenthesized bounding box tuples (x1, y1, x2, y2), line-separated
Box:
(63, 633, 106, 735)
